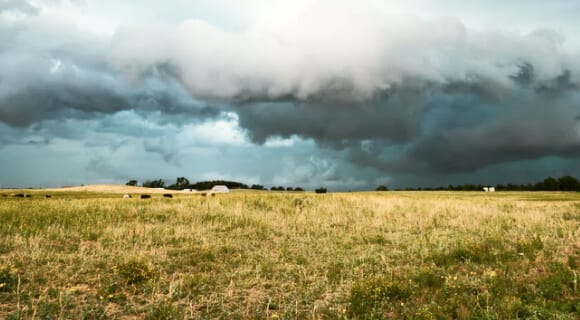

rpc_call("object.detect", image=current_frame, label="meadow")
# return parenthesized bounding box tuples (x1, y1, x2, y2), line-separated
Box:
(0, 187, 578, 319)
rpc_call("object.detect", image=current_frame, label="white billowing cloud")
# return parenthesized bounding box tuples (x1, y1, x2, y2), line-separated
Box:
(109, 2, 579, 102)
(175, 112, 246, 146)
(264, 136, 298, 148)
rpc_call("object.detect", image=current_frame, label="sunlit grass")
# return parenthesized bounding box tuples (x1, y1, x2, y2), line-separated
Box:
(0, 190, 578, 319)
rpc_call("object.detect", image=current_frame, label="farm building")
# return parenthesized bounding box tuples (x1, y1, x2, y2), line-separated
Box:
(211, 185, 230, 193)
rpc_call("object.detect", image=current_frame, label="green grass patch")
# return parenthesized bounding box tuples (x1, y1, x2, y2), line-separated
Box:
(115, 259, 157, 285)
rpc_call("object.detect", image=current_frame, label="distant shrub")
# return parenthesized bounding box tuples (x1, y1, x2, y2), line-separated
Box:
(376, 185, 389, 191)
(125, 180, 138, 186)
(315, 187, 327, 194)
(142, 179, 165, 188)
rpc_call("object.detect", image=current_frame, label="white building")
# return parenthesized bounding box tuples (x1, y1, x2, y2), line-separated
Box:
(211, 185, 230, 193)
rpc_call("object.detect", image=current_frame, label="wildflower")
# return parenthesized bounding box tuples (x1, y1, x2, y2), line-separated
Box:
(484, 269, 497, 278)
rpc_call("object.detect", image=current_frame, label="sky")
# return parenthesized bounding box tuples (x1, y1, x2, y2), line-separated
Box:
(1, 0, 580, 190)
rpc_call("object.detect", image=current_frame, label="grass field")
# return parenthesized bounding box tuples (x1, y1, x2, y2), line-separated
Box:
(0, 188, 579, 319)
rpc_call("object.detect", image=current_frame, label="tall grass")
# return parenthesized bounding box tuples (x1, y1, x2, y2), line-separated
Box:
(0, 191, 578, 319)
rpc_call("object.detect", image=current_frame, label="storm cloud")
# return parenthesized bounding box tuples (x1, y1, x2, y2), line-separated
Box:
(0, 8, 219, 127)
(109, 6, 580, 176)
(1, 0, 580, 188)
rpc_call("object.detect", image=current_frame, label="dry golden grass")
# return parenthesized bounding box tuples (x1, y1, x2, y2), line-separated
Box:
(0, 189, 578, 319)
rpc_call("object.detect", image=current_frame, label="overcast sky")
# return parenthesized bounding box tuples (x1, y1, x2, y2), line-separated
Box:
(1, 0, 580, 189)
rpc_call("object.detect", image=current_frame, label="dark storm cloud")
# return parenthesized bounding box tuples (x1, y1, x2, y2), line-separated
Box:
(235, 86, 424, 146)
(398, 101, 580, 173)
(0, 75, 220, 127)
(235, 70, 580, 175)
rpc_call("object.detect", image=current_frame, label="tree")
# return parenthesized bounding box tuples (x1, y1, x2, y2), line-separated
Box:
(294, 187, 304, 192)
(167, 177, 190, 190)
(142, 179, 165, 188)
(376, 185, 389, 191)
(558, 176, 580, 191)
(251, 184, 265, 190)
(315, 187, 327, 194)
(125, 180, 138, 187)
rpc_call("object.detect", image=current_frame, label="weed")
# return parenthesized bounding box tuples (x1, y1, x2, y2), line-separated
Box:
(145, 300, 183, 320)
(562, 212, 580, 221)
(96, 280, 127, 304)
(79, 302, 108, 320)
(431, 237, 515, 267)
(115, 259, 157, 285)
(515, 236, 544, 260)
(0, 265, 17, 292)
(348, 276, 411, 319)
(326, 262, 345, 284)
(413, 269, 445, 289)
(536, 262, 576, 300)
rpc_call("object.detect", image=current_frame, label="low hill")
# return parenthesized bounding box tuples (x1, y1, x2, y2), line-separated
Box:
(43, 184, 169, 194)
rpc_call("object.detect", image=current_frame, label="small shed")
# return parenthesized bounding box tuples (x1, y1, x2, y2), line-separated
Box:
(211, 185, 230, 193)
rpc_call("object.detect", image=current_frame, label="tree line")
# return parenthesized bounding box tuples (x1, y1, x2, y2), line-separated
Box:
(391, 176, 580, 192)
(127, 175, 580, 192)
(126, 177, 305, 192)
